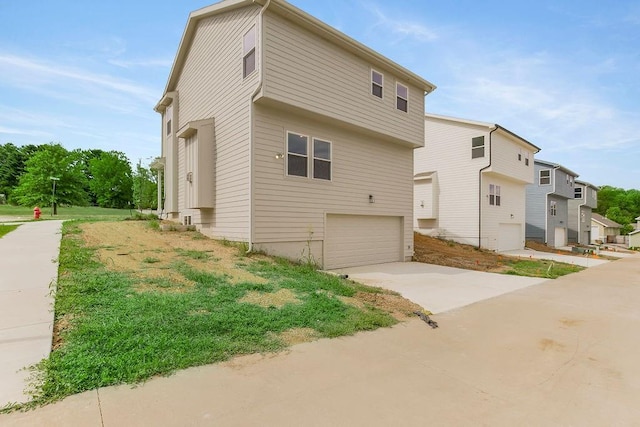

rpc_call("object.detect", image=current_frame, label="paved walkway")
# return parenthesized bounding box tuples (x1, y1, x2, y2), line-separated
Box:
(501, 248, 610, 267)
(332, 262, 547, 314)
(0, 220, 63, 407)
(2, 254, 639, 425)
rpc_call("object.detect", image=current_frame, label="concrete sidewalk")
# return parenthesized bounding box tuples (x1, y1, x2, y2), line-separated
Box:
(2, 255, 639, 425)
(501, 247, 610, 267)
(0, 220, 63, 407)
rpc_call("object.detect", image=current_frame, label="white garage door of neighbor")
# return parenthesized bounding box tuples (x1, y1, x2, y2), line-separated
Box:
(554, 227, 567, 247)
(498, 223, 522, 251)
(325, 214, 403, 269)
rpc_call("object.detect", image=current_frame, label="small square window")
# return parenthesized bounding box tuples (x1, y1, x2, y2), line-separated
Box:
(371, 70, 383, 98)
(472, 136, 485, 159)
(539, 169, 551, 185)
(396, 83, 408, 112)
(243, 26, 256, 78)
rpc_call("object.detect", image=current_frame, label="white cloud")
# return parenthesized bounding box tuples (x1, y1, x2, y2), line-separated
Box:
(362, 3, 438, 42)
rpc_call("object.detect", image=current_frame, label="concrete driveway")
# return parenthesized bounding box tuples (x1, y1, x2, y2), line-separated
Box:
(331, 262, 547, 314)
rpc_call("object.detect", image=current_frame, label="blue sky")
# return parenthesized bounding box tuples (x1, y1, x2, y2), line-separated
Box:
(1, 0, 638, 188)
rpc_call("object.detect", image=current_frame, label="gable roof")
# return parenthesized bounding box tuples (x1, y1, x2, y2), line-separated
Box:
(424, 113, 541, 152)
(591, 212, 622, 228)
(575, 180, 599, 190)
(534, 159, 579, 178)
(161, 0, 436, 97)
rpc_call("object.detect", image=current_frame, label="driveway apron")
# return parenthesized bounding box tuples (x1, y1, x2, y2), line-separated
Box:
(0, 220, 62, 406)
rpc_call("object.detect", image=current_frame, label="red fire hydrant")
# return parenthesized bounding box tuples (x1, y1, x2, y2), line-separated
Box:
(33, 206, 41, 220)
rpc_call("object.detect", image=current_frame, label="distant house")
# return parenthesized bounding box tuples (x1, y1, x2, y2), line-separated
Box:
(590, 213, 622, 244)
(414, 114, 540, 251)
(153, 0, 436, 269)
(525, 159, 579, 247)
(567, 180, 598, 245)
(629, 229, 640, 249)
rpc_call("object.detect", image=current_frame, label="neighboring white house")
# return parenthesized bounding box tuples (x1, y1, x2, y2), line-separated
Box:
(154, 0, 436, 269)
(414, 114, 540, 251)
(590, 213, 622, 244)
(568, 180, 598, 245)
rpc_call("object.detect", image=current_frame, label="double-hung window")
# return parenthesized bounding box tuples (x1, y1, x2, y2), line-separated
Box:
(371, 70, 383, 98)
(313, 139, 331, 180)
(287, 132, 308, 177)
(396, 82, 408, 112)
(574, 187, 583, 199)
(472, 136, 485, 159)
(243, 26, 256, 78)
(489, 184, 501, 206)
(550, 200, 557, 216)
(539, 169, 551, 185)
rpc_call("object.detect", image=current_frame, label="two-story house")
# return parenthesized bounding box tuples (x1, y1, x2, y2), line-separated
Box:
(567, 180, 598, 245)
(154, 0, 436, 269)
(414, 114, 540, 251)
(525, 159, 579, 247)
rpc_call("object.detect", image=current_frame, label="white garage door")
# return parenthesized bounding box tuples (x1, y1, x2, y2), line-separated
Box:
(554, 227, 567, 247)
(325, 214, 403, 269)
(497, 223, 522, 252)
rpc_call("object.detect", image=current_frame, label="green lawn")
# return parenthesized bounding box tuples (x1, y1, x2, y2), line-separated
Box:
(504, 258, 583, 279)
(7, 220, 396, 410)
(0, 205, 141, 221)
(0, 224, 19, 238)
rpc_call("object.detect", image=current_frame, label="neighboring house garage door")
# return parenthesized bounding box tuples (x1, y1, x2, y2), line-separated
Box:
(497, 223, 522, 252)
(554, 227, 567, 247)
(325, 214, 403, 269)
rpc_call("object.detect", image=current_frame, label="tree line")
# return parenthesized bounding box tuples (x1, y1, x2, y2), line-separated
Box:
(594, 186, 640, 235)
(0, 142, 158, 210)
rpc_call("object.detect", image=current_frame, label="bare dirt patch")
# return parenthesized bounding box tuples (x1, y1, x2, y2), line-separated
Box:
(80, 221, 267, 290)
(413, 232, 510, 272)
(239, 288, 301, 308)
(341, 291, 423, 321)
(277, 328, 319, 345)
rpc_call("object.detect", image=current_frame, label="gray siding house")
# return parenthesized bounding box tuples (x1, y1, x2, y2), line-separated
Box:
(154, 0, 436, 269)
(567, 180, 598, 245)
(525, 159, 579, 247)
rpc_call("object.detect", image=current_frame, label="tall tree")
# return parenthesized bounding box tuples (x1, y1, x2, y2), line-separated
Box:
(12, 143, 89, 207)
(0, 143, 41, 202)
(89, 151, 133, 209)
(132, 160, 157, 210)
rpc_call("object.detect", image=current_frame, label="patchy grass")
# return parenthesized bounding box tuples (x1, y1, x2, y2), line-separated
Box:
(4, 220, 407, 411)
(0, 205, 140, 221)
(414, 233, 584, 278)
(0, 224, 19, 238)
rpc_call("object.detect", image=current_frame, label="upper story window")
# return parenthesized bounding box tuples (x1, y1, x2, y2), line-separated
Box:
(287, 132, 308, 177)
(550, 200, 557, 216)
(539, 169, 551, 185)
(525, 155, 529, 166)
(396, 82, 408, 112)
(313, 139, 331, 180)
(489, 184, 501, 206)
(472, 136, 485, 159)
(567, 175, 574, 187)
(593, 189, 597, 201)
(166, 105, 173, 136)
(518, 153, 522, 161)
(371, 70, 383, 98)
(243, 26, 256, 78)
(574, 187, 583, 199)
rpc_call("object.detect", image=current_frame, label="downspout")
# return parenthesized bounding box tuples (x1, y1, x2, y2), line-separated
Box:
(478, 127, 496, 248)
(247, 0, 271, 253)
(543, 166, 560, 244)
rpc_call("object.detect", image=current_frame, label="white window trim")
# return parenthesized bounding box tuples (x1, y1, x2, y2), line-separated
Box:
(472, 136, 485, 159)
(539, 169, 551, 185)
(396, 82, 408, 112)
(371, 69, 384, 99)
(242, 25, 257, 79)
(489, 184, 501, 206)
(574, 187, 583, 199)
(312, 138, 332, 181)
(286, 131, 309, 178)
(550, 200, 557, 216)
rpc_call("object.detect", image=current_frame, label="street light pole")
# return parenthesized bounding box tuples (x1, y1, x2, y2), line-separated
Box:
(49, 176, 60, 216)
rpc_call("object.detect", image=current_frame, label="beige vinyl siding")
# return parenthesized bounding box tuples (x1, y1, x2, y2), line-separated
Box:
(487, 132, 535, 184)
(262, 11, 424, 148)
(481, 174, 527, 251)
(253, 105, 414, 262)
(415, 118, 487, 245)
(174, 5, 261, 240)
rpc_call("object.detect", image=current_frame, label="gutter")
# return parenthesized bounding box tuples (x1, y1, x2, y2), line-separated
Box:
(247, 0, 271, 253)
(478, 127, 497, 248)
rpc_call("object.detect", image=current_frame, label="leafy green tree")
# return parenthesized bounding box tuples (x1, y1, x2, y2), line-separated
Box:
(78, 149, 104, 205)
(132, 160, 157, 210)
(88, 151, 133, 209)
(12, 143, 89, 208)
(0, 143, 41, 202)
